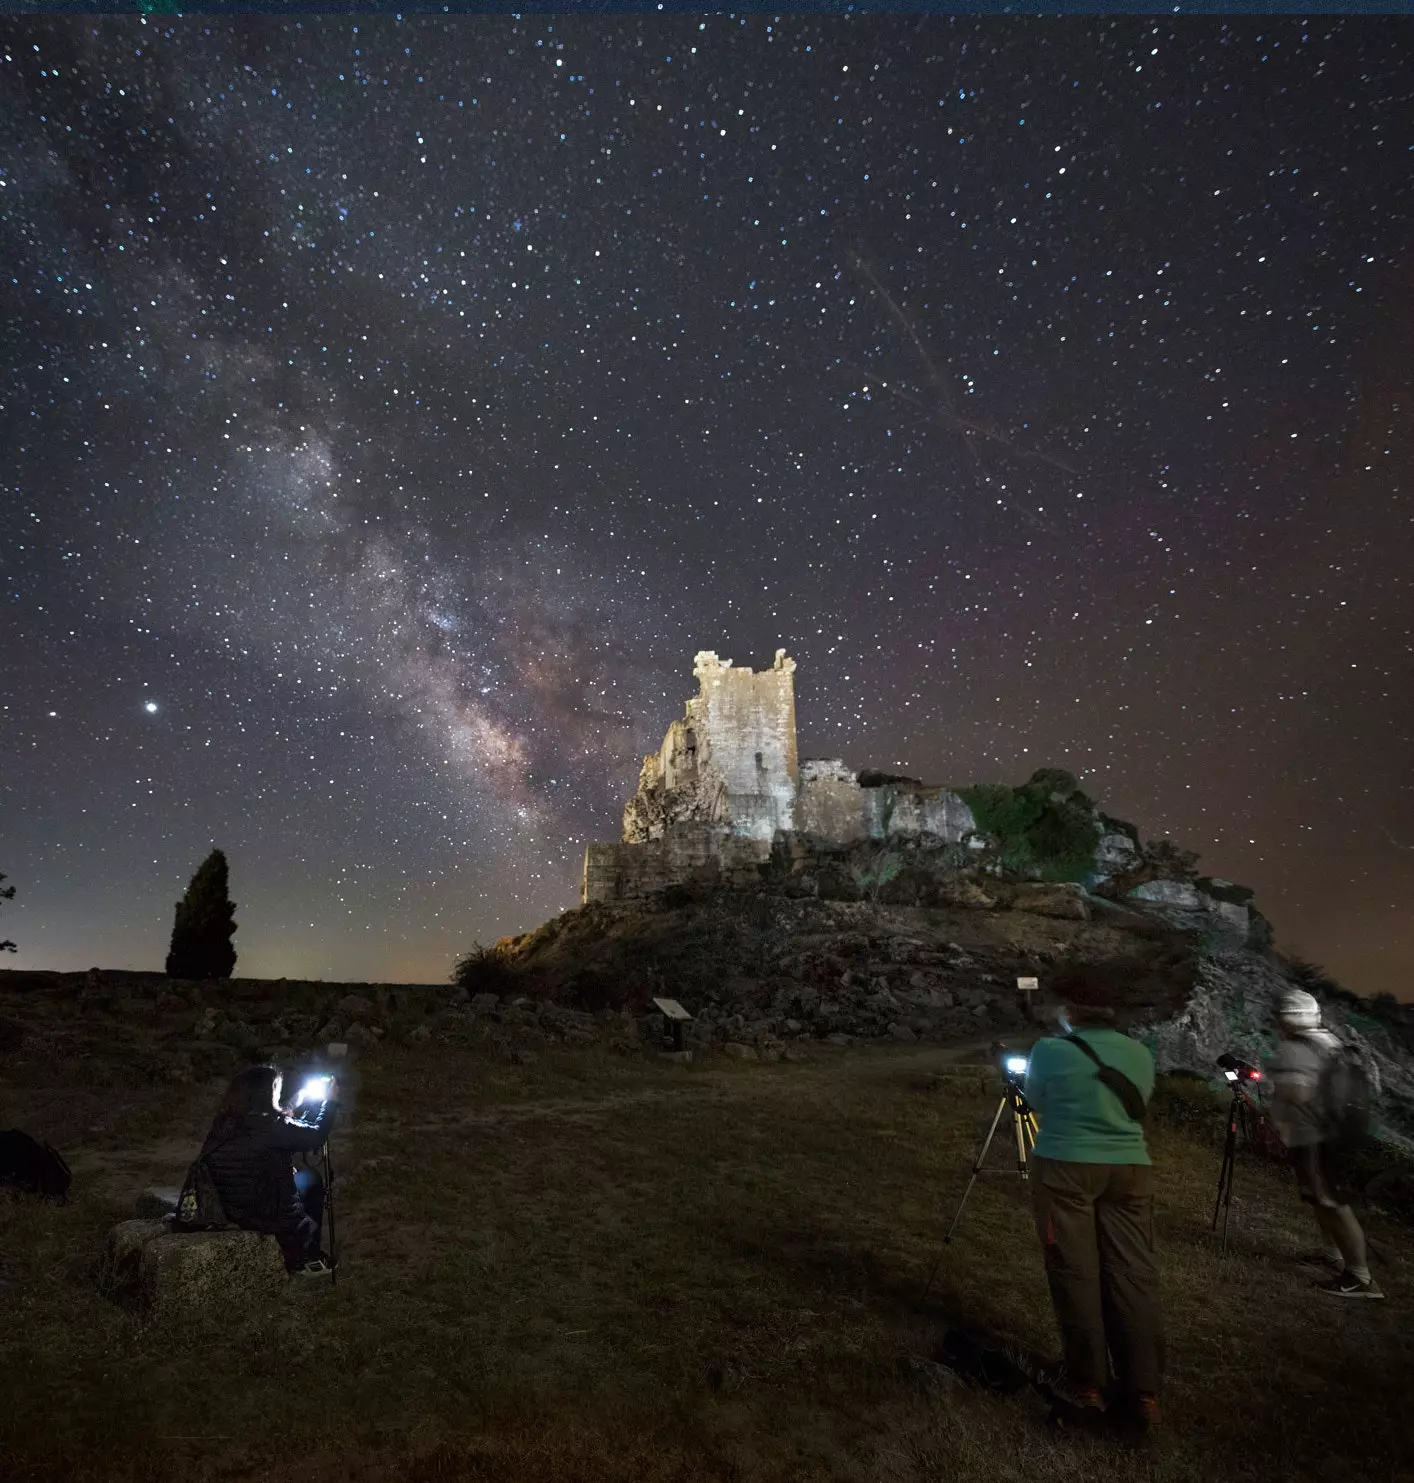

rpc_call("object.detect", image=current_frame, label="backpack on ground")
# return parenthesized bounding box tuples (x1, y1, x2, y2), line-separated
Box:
(1314, 1039, 1373, 1151)
(1063, 1035, 1149, 1122)
(0, 1128, 72, 1200)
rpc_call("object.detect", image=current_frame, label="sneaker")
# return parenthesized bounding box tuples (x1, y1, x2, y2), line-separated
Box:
(292, 1255, 335, 1279)
(1315, 1269, 1385, 1299)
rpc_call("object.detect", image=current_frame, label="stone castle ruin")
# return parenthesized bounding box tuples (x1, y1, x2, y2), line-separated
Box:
(582, 650, 976, 903)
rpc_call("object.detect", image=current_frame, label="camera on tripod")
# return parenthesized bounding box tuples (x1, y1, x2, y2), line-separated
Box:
(1216, 1053, 1261, 1085)
(1211, 1050, 1267, 1251)
(991, 1041, 1030, 1088)
(292, 1073, 336, 1131)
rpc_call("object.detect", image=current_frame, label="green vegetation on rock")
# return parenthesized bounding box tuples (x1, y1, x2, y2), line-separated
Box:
(956, 770, 1098, 882)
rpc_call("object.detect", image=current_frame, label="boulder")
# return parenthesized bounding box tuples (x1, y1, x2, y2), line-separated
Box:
(722, 1042, 759, 1061)
(1199, 895, 1251, 934)
(1129, 879, 1203, 910)
(887, 1022, 918, 1043)
(101, 1220, 287, 1313)
(1094, 832, 1139, 874)
(337, 994, 376, 1020)
(469, 993, 500, 1013)
(1012, 882, 1090, 921)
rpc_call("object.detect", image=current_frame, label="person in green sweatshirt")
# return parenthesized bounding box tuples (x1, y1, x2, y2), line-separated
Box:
(1022, 964, 1162, 1435)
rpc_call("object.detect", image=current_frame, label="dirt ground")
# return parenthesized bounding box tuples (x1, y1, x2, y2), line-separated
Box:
(2, 1035, 1410, 1483)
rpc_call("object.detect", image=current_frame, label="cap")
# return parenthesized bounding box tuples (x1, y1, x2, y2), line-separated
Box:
(1277, 987, 1321, 1030)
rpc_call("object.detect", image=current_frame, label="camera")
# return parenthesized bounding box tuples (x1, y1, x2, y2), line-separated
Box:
(995, 1043, 1029, 1083)
(291, 1072, 337, 1129)
(1216, 1053, 1261, 1084)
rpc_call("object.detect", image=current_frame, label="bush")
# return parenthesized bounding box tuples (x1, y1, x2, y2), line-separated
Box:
(1196, 875, 1256, 906)
(956, 771, 1097, 882)
(451, 942, 518, 997)
(1141, 839, 1200, 882)
(1148, 1071, 1224, 1134)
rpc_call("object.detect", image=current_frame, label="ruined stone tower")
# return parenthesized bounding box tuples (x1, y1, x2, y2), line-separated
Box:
(623, 649, 798, 845)
(582, 648, 976, 904)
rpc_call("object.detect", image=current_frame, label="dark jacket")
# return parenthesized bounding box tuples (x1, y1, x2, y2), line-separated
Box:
(200, 1105, 331, 1237)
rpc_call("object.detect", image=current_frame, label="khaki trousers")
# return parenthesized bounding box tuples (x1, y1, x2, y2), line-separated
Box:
(1031, 1157, 1164, 1396)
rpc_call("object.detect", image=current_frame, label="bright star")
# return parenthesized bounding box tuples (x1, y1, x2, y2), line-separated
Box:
(144, 700, 159, 714)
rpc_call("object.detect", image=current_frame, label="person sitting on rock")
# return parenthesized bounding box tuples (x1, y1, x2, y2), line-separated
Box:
(190, 1063, 337, 1275)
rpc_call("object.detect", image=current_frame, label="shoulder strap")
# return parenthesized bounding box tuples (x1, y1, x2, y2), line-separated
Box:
(1063, 1034, 1149, 1122)
(1064, 1033, 1106, 1069)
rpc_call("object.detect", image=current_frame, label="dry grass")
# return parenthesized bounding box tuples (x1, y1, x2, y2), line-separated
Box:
(2, 1037, 1410, 1483)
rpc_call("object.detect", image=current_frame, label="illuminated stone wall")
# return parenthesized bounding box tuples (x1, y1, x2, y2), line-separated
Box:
(584, 650, 975, 904)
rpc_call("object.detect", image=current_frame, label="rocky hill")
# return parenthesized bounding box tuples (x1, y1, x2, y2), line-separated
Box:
(4, 840, 1412, 1155)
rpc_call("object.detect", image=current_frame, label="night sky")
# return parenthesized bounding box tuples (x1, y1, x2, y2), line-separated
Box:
(2, 16, 1411, 994)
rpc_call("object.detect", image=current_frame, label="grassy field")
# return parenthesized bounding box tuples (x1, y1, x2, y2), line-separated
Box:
(1, 1037, 1409, 1483)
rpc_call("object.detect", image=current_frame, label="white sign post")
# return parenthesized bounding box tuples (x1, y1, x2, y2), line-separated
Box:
(1016, 977, 1039, 1022)
(652, 997, 693, 1054)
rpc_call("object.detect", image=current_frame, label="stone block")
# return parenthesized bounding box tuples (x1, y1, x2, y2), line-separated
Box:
(134, 1185, 181, 1219)
(101, 1219, 287, 1313)
(722, 1042, 758, 1061)
(1012, 882, 1091, 920)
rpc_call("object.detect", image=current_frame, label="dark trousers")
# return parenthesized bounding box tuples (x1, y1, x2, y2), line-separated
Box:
(1032, 1157, 1164, 1397)
(272, 1167, 324, 1270)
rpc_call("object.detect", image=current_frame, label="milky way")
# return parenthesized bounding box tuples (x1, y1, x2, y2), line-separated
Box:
(2, 16, 1411, 991)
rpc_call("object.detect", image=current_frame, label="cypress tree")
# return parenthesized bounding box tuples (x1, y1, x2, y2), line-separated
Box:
(165, 849, 238, 979)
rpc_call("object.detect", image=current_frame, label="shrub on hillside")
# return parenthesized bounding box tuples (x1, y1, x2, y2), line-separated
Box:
(1148, 1071, 1224, 1134)
(956, 769, 1098, 882)
(452, 942, 517, 998)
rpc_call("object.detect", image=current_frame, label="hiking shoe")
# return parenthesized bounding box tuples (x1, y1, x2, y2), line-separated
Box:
(1108, 1394, 1160, 1447)
(1315, 1269, 1384, 1299)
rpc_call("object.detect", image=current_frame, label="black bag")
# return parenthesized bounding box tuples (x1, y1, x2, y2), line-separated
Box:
(0, 1128, 72, 1200)
(173, 1151, 232, 1230)
(1064, 1035, 1149, 1122)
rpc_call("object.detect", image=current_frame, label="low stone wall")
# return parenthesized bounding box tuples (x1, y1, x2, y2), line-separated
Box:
(584, 825, 771, 903)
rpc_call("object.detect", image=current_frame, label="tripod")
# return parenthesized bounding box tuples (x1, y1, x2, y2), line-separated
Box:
(1211, 1082, 1256, 1252)
(918, 1076, 1039, 1306)
(320, 1137, 339, 1283)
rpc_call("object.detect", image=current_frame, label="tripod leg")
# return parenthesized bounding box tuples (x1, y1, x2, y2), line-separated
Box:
(1212, 1102, 1240, 1251)
(1011, 1098, 1030, 1177)
(322, 1143, 338, 1283)
(942, 1095, 1009, 1246)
